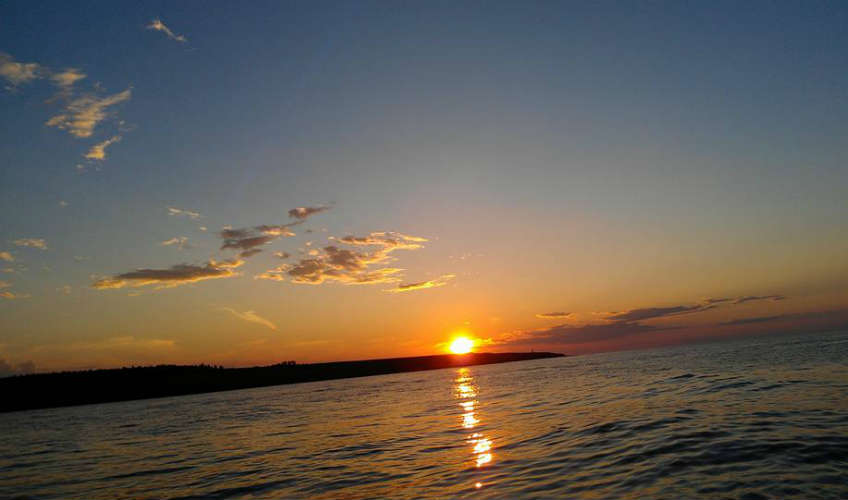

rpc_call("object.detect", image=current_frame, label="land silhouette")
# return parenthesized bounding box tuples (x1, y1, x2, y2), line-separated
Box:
(0, 352, 564, 413)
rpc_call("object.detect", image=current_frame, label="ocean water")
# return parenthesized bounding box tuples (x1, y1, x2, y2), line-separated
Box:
(1, 331, 847, 499)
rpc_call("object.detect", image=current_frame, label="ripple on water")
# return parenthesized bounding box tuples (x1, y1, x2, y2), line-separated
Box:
(0, 331, 847, 499)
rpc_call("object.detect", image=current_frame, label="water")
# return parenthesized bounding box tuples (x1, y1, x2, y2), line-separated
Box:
(2, 331, 847, 499)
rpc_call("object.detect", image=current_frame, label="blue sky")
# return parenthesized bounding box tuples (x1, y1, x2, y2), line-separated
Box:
(1, 1, 847, 372)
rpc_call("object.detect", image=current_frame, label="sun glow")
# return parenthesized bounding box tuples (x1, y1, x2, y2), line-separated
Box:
(449, 337, 474, 354)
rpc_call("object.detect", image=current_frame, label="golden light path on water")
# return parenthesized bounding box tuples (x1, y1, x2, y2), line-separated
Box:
(455, 367, 492, 489)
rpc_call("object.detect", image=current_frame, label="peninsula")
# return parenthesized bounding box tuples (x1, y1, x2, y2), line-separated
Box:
(0, 351, 564, 413)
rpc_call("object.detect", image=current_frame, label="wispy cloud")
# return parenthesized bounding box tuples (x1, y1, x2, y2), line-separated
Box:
(536, 311, 572, 319)
(146, 18, 187, 43)
(385, 274, 455, 293)
(46, 88, 132, 138)
(504, 292, 794, 349)
(161, 237, 189, 250)
(0, 52, 44, 89)
(83, 135, 121, 160)
(50, 68, 86, 90)
(13, 238, 47, 250)
(92, 258, 243, 290)
(288, 205, 331, 220)
(0, 252, 13, 262)
(336, 232, 426, 250)
(503, 321, 661, 346)
(733, 295, 785, 304)
(167, 207, 201, 219)
(273, 251, 290, 259)
(603, 304, 716, 323)
(222, 308, 277, 330)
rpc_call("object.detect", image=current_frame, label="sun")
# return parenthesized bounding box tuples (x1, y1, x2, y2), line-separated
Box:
(449, 337, 475, 354)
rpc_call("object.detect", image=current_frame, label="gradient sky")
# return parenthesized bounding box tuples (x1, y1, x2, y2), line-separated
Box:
(1, 1, 847, 374)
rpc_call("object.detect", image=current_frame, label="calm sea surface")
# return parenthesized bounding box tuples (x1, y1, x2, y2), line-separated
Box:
(2, 331, 847, 499)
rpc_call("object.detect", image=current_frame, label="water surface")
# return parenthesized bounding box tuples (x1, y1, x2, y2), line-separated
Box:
(2, 331, 847, 499)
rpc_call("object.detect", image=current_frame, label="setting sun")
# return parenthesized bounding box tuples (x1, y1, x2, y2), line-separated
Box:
(449, 337, 475, 354)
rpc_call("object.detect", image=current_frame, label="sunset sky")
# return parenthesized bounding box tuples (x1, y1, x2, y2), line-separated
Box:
(1, 1, 847, 374)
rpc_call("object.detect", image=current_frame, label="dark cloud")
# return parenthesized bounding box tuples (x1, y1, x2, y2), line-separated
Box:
(219, 223, 298, 255)
(385, 274, 455, 293)
(288, 205, 331, 220)
(505, 292, 792, 349)
(704, 297, 733, 304)
(605, 304, 716, 323)
(93, 258, 243, 289)
(733, 295, 785, 304)
(720, 314, 788, 325)
(221, 234, 276, 251)
(239, 249, 263, 259)
(536, 311, 572, 319)
(508, 322, 662, 346)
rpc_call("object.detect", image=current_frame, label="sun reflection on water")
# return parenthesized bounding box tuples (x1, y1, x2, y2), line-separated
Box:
(455, 368, 493, 490)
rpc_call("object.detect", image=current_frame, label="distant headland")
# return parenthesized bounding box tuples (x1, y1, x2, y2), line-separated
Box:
(0, 352, 564, 413)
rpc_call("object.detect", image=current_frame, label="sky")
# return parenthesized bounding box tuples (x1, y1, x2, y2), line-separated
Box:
(1, 1, 847, 374)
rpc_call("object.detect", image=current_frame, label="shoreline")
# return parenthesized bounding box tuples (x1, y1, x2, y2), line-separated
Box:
(0, 351, 564, 413)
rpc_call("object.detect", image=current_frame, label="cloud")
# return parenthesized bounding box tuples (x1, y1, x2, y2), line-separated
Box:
(0, 252, 13, 262)
(536, 311, 572, 319)
(504, 292, 793, 349)
(258, 232, 426, 285)
(288, 205, 331, 220)
(604, 304, 716, 323)
(238, 249, 263, 259)
(219, 224, 298, 256)
(0, 280, 9, 288)
(336, 231, 427, 250)
(92, 258, 243, 290)
(733, 295, 785, 304)
(167, 207, 201, 219)
(718, 309, 848, 330)
(505, 322, 662, 346)
(0, 290, 30, 300)
(83, 135, 121, 160)
(273, 251, 290, 259)
(50, 68, 86, 89)
(46, 88, 132, 138)
(0, 52, 44, 88)
(384, 274, 455, 293)
(161, 236, 189, 250)
(222, 308, 277, 330)
(57, 285, 72, 295)
(592, 294, 787, 324)
(13, 238, 47, 250)
(59, 200, 68, 208)
(146, 18, 187, 43)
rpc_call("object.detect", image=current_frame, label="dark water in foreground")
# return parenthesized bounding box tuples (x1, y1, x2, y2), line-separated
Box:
(2, 332, 847, 499)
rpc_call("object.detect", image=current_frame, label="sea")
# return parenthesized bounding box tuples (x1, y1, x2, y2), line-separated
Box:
(1, 330, 847, 499)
